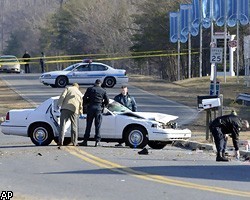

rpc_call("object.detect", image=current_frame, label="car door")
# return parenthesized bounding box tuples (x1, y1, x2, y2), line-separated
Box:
(69, 64, 91, 84)
(88, 64, 108, 82)
(50, 98, 71, 137)
(99, 110, 117, 139)
(78, 109, 117, 139)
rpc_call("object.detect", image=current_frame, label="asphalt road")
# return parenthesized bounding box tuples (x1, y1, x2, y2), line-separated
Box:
(0, 74, 250, 200)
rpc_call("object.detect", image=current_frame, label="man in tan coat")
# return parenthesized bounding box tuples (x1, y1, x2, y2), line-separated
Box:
(57, 83, 83, 147)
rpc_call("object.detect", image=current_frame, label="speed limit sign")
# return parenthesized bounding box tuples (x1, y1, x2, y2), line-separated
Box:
(210, 47, 223, 63)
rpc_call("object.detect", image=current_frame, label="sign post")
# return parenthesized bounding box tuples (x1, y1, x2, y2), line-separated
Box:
(210, 47, 223, 96)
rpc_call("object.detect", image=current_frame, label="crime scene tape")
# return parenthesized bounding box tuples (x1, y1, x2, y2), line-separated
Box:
(0, 50, 199, 65)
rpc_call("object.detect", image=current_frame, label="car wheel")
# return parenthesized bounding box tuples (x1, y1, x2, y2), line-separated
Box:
(103, 77, 116, 88)
(147, 141, 168, 149)
(124, 125, 148, 149)
(55, 76, 68, 88)
(29, 124, 54, 146)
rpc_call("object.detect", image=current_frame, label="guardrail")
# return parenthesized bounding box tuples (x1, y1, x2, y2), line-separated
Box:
(236, 93, 250, 106)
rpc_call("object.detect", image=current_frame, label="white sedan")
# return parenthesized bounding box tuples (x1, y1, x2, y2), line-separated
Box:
(0, 97, 191, 149)
(0, 55, 21, 73)
(39, 60, 128, 88)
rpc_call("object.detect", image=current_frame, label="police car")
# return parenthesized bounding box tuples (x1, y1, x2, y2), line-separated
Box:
(39, 59, 128, 88)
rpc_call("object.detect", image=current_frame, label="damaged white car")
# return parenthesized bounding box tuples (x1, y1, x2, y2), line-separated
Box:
(0, 97, 191, 149)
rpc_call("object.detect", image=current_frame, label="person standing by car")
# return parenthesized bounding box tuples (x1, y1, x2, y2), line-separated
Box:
(114, 85, 137, 147)
(57, 83, 83, 147)
(114, 85, 137, 112)
(22, 50, 31, 73)
(209, 111, 249, 162)
(40, 52, 45, 73)
(79, 79, 109, 147)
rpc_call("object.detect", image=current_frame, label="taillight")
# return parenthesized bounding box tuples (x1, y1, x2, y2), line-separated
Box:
(6, 112, 9, 120)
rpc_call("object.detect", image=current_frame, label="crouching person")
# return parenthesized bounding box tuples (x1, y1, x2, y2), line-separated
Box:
(209, 111, 249, 162)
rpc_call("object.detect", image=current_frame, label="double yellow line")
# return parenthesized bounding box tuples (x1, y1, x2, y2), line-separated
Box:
(66, 147, 250, 198)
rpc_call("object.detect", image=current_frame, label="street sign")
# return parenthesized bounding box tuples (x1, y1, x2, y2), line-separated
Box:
(228, 40, 237, 48)
(210, 47, 223, 63)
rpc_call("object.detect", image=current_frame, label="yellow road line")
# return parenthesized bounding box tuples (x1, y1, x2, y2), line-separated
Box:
(66, 147, 250, 198)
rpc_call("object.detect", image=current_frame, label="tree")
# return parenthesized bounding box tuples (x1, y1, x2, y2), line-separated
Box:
(131, 0, 184, 80)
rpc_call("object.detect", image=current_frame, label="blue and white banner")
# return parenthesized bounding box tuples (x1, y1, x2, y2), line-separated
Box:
(180, 4, 191, 36)
(214, 0, 226, 26)
(169, 12, 179, 43)
(202, 0, 213, 28)
(239, 0, 249, 25)
(192, 0, 201, 28)
(227, 0, 249, 26)
(227, 0, 238, 27)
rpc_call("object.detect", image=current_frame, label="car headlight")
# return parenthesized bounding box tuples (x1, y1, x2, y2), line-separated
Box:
(166, 122, 178, 129)
(152, 122, 178, 129)
(42, 74, 52, 78)
(151, 123, 163, 129)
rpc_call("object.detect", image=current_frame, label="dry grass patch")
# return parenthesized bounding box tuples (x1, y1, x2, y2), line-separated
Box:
(0, 80, 31, 116)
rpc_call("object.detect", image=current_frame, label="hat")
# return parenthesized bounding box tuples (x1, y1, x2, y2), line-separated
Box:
(95, 79, 102, 85)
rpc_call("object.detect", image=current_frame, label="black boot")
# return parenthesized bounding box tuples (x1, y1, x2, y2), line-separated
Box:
(216, 153, 229, 162)
(79, 140, 88, 146)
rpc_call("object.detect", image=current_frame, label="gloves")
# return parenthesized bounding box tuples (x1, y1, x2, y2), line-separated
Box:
(79, 114, 85, 119)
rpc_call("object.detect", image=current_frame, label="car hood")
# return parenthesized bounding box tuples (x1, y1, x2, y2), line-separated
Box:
(123, 112, 178, 124)
(41, 71, 69, 76)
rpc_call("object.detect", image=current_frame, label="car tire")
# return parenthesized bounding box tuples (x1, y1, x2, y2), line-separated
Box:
(147, 141, 168, 149)
(124, 125, 148, 149)
(55, 76, 68, 88)
(103, 77, 116, 88)
(29, 123, 54, 146)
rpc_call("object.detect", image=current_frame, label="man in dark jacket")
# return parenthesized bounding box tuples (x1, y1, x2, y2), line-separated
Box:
(114, 85, 137, 112)
(79, 79, 109, 147)
(22, 51, 31, 73)
(114, 85, 137, 147)
(209, 111, 249, 161)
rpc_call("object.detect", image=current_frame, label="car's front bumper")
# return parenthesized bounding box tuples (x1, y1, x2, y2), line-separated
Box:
(40, 77, 56, 85)
(148, 128, 192, 141)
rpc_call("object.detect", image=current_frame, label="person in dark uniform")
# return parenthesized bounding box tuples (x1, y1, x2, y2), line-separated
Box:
(40, 52, 45, 73)
(209, 111, 249, 162)
(114, 85, 137, 147)
(79, 79, 109, 147)
(114, 85, 137, 112)
(22, 50, 31, 73)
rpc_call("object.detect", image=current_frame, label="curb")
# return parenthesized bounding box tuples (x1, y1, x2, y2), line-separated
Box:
(174, 140, 250, 158)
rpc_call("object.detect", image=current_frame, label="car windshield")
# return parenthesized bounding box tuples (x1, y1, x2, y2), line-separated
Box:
(0, 56, 18, 63)
(63, 64, 79, 71)
(107, 101, 131, 113)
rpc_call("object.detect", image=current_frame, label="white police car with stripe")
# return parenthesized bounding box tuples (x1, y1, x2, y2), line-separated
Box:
(39, 60, 128, 88)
